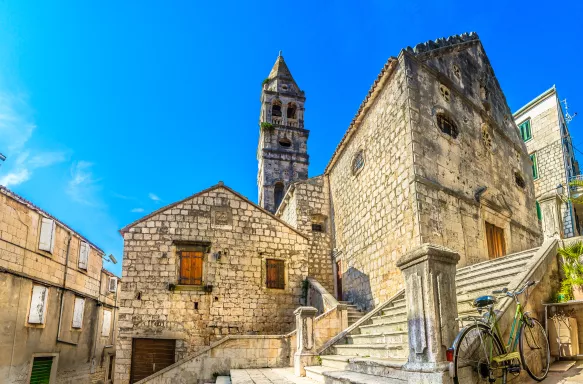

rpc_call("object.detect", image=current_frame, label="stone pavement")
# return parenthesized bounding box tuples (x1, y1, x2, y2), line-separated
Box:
(524, 361, 583, 384)
(230, 368, 317, 384)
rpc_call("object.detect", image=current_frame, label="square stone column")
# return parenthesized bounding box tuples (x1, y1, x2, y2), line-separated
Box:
(396, 244, 460, 373)
(539, 191, 564, 240)
(293, 306, 319, 377)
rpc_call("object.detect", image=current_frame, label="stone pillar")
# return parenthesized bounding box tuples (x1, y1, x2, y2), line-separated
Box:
(336, 303, 349, 330)
(396, 244, 460, 373)
(293, 306, 319, 377)
(539, 191, 564, 240)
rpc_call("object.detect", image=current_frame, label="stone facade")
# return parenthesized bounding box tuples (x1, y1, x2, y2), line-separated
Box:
(257, 54, 309, 213)
(0, 186, 120, 384)
(513, 86, 580, 238)
(115, 184, 308, 384)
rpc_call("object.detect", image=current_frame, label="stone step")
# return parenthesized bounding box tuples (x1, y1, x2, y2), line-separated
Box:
(333, 344, 408, 359)
(456, 276, 513, 300)
(347, 357, 407, 378)
(320, 355, 351, 370)
(370, 312, 407, 325)
(456, 268, 527, 291)
(358, 319, 408, 334)
(320, 369, 405, 384)
(380, 306, 407, 318)
(346, 331, 408, 345)
(455, 249, 536, 279)
(304, 366, 333, 383)
(455, 258, 531, 284)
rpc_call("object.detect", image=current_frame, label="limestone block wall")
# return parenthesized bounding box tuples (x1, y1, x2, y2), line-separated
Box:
(407, 43, 542, 265)
(278, 176, 334, 293)
(327, 60, 420, 311)
(116, 185, 308, 384)
(0, 187, 118, 384)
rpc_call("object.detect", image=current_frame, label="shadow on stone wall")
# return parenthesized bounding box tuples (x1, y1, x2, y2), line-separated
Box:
(343, 267, 373, 311)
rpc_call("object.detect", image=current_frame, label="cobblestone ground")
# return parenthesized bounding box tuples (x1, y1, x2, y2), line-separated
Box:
(523, 361, 583, 384)
(230, 368, 317, 384)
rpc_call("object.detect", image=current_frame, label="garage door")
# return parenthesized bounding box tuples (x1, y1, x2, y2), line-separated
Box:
(130, 339, 176, 383)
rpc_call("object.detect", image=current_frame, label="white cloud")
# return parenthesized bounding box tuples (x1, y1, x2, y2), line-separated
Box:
(148, 193, 161, 202)
(0, 91, 66, 187)
(131, 208, 145, 213)
(66, 161, 102, 206)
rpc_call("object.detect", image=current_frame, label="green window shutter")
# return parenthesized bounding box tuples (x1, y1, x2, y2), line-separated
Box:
(530, 153, 538, 179)
(30, 356, 53, 384)
(519, 120, 532, 141)
(536, 201, 542, 221)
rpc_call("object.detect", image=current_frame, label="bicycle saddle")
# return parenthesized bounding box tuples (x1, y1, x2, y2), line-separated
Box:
(472, 295, 497, 308)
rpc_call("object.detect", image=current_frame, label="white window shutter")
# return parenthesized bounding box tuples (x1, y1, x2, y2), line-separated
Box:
(108, 278, 117, 293)
(72, 297, 85, 328)
(102, 310, 112, 337)
(28, 285, 48, 324)
(39, 218, 55, 253)
(79, 241, 89, 270)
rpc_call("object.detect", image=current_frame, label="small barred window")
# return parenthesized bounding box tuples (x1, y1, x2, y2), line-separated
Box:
(352, 150, 365, 175)
(515, 172, 526, 189)
(436, 113, 459, 139)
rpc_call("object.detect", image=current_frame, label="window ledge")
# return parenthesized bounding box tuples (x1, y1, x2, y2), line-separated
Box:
(173, 285, 205, 292)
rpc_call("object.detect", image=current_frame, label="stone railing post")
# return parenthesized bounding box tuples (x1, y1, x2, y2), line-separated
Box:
(336, 303, 348, 330)
(396, 244, 460, 372)
(293, 306, 318, 377)
(539, 191, 564, 240)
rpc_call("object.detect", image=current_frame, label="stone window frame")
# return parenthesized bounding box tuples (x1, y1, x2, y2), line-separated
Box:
(514, 171, 526, 190)
(260, 255, 289, 294)
(434, 109, 460, 139)
(27, 353, 60, 384)
(351, 149, 366, 176)
(173, 241, 211, 291)
(311, 214, 327, 233)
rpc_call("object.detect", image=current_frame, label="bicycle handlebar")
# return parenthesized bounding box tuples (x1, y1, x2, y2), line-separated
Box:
(492, 280, 537, 297)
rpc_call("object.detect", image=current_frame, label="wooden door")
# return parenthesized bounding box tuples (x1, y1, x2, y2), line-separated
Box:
(130, 339, 176, 383)
(485, 222, 506, 259)
(336, 260, 343, 301)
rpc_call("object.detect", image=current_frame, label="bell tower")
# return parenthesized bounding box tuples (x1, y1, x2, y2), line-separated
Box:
(258, 53, 309, 213)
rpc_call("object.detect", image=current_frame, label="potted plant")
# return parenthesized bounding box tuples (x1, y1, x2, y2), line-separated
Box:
(558, 241, 583, 301)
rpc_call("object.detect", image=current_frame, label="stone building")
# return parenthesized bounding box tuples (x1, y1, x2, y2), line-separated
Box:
(118, 33, 544, 383)
(0, 186, 121, 384)
(513, 86, 581, 238)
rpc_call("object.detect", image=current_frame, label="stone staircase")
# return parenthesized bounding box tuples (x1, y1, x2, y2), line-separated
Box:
(303, 246, 541, 383)
(341, 301, 365, 326)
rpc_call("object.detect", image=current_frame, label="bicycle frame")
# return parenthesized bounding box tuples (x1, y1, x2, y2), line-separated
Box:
(484, 296, 526, 364)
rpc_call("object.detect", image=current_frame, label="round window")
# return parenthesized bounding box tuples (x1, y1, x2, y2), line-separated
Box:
(352, 150, 365, 175)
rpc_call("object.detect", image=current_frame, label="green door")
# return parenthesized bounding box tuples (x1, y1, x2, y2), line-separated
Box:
(30, 356, 53, 384)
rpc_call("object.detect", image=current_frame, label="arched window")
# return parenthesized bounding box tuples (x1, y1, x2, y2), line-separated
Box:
(436, 112, 459, 138)
(287, 103, 297, 119)
(272, 100, 282, 117)
(279, 138, 292, 148)
(274, 182, 284, 209)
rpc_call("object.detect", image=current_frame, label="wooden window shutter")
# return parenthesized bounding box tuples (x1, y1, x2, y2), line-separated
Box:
(39, 218, 56, 253)
(102, 310, 112, 337)
(72, 297, 85, 328)
(29, 285, 49, 324)
(486, 222, 505, 259)
(30, 356, 54, 384)
(79, 241, 89, 270)
(179, 251, 203, 285)
(266, 259, 285, 289)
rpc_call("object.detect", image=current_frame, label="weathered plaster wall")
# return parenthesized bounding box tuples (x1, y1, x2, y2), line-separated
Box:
(116, 186, 308, 384)
(327, 59, 420, 311)
(407, 42, 542, 265)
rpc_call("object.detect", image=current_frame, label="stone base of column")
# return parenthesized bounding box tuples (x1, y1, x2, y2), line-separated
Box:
(293, 352, 318, 377)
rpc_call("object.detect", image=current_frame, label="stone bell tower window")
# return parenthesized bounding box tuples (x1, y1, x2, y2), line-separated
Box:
(279, 138, 292, 148)
(436, 112, 459, 139)
(272, 100, 282, 117)
(287, 103, 297, 119)
(274, 182, 284, 209)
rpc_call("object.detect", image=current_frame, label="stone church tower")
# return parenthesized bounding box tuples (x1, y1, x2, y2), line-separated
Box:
(257, 53, 309, 213)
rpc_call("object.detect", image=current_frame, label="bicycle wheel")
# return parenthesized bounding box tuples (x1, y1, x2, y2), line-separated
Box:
(519, 317, 550, 381)
(453, 323, 507, 384)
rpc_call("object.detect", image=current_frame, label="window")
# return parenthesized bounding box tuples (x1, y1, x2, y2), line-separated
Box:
(287, 103, 297, 119)
(272, 100, 282, 117)
(30, 356, 54, 383)
(179, 250, 203, 285)
(274, 182, 284, 209)
(72, 297, 85, 329)
(102, 309, 112, 337)
(108, 277, 118, 293)
(514, 172, 526, 189)
(519, 120, 532, 141)
(436, 113, 459, 138)
(78, 241, 89, 270)
(278, 138, 292, 148)
(485, 222, 506, 259)
(352, 150, 365, 175)
(312, 223, 323, 232)
(28, 285, 49, 324)
(536, 201, 542, 221)
(530, 153, 538, 179)
(266, 259, 285, 289)
(39, 218, 56, 253)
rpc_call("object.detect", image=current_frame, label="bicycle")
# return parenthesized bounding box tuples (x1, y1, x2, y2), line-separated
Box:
(448, 280, 550, 383)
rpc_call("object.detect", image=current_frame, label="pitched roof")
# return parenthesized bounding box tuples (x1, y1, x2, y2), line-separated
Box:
(268, 54, 295, 82)
(119, 182, 309, 240)
(324, 32, 480, 174)
(0, 185, 105, 254)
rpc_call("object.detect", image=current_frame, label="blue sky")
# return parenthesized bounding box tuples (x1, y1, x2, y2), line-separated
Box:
(0, 1, 581, 276)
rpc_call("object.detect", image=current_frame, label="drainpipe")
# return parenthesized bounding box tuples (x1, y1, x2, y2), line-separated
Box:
(91, 267, 104, 372)
(57, 232, 75, 345)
